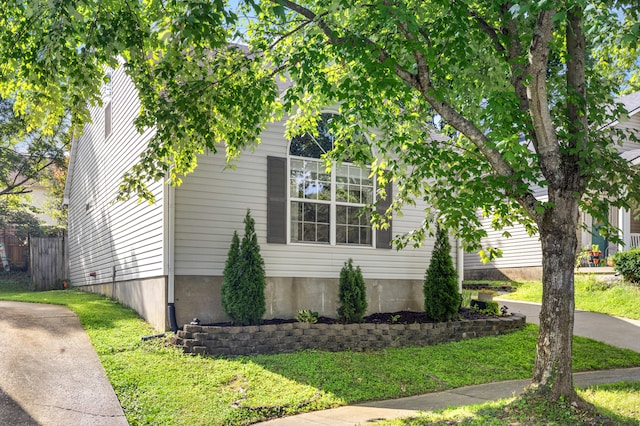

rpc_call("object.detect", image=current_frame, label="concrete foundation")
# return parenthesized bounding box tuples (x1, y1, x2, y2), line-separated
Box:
(174, 276, 425, 328)
(76, 276, 168, 331)
(464, 266, 543, 282)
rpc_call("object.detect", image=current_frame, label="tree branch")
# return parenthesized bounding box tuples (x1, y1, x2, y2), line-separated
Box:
(277, 0, 341, 43)
(271, 0, 543, 222)
(564, 5, 587, 192)
(276, 0, 419, 87)
(501, 3, 530, 113)
(527, 9, 561, 186)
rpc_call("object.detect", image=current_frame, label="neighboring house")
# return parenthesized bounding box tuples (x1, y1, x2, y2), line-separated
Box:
(465, 91, 640, 281)
(1, 175, 57, 270)
(64, 66, 462, 331)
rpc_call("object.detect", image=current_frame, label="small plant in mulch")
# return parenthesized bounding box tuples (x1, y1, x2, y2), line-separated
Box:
(295, 309, 319, 323)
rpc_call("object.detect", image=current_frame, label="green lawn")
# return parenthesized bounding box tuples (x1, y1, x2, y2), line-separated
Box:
(500, 276, 640, 320)
(375, 382, 640, 425)
(2, 272, 640, 425)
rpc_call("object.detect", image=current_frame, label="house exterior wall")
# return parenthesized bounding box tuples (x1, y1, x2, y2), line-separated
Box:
(66, 68, 459, 329)
(66, 66, 167, 327)
(464, 111, 640, 281)
(464, 186, 547, 281)
(172, 120, 446, 323)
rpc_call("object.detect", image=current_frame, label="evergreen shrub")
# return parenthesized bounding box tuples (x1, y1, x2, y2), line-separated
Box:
(337, 259, 367, 323)
(221, 210, 266, 325)
(424, 223, 461, 321)
(614, 248, 640, 284)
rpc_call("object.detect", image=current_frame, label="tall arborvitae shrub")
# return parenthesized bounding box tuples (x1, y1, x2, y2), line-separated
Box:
(221, 230, 240, 321)
(221, 210, 266, 325)
(337, 258, 367, 323)
(424, 223, 461, 321)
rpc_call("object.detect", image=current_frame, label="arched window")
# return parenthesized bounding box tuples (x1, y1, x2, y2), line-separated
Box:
(289, 114, 374, 246)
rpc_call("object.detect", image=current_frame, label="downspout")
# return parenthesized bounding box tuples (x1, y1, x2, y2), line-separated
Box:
(456, 238, 464, 293)
(167, 184, 178, 332)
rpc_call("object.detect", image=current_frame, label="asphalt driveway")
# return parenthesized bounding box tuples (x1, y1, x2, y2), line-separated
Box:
(497, 299, 640, 353)
(0, 301, 128, 425)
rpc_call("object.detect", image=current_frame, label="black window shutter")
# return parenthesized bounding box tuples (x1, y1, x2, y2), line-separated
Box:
(267, 156, 287, 244)
(376, 182, 393, 249)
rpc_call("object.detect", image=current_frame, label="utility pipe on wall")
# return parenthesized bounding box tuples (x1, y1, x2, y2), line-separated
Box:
(456, 238, 464, 293)
(167, 184, 178, 332)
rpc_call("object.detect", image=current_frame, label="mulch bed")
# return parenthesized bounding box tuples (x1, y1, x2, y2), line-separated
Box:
(203, 308, 493, 327)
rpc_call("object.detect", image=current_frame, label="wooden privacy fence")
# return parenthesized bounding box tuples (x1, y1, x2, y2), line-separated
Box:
(1, 227, 28, 270)
(30, 235, 67, 291)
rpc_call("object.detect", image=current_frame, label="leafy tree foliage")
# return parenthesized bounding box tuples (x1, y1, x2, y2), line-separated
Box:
(0, 196, 60, 243)
(41, 159, 68, 228)
(337, 258, 367, 323)
(221, 210, 265, 325)
(424, 224, 461, 322)
(0, 97, 69, 198)
(2, 0, 640, 404)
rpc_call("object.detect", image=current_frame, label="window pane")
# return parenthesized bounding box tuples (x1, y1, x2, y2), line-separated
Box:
(336, 183, 349, 202)
(336, 165, 349, 183)
(360, 227, 372, 245)
(290, 201, 330, 244)
(336, 205, 347, 224)
(317, 224, 330, 242)
(349, 187, 362, 204)
(317, 204, 329, 223)
(336, 225, 347, 244)
(348, 227, 359, 244)
(303, 203, 315, 222)
(362, 186, 374, 204)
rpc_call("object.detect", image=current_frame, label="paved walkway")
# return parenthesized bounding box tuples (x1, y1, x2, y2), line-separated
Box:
(258, 300, 640, 426)
(498, 299, 640, 353)
(0, 301, 128, 425)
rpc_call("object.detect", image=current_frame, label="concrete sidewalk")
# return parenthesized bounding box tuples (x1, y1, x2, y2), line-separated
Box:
(258, 300, 640, 425)
(0, 301, 128, 425)
(258, 368, 640, 425)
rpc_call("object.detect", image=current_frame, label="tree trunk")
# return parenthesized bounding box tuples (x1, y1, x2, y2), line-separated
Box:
(531, 190, 580, 401)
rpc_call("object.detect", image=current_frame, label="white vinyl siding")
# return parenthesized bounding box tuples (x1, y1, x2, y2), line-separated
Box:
(464, 185, 547, 271)
(464, 220, 543, 270)
(66, 66, 165, 285)
(174, 121, 440, 280)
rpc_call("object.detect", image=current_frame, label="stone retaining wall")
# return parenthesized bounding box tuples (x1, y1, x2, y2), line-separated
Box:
(174, 313, 526, 356)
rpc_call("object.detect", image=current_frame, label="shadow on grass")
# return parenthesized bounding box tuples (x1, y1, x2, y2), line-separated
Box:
(384, 383, 640, 425)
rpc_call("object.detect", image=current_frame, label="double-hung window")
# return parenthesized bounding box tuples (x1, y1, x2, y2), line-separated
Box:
(289, 113, 374, 246)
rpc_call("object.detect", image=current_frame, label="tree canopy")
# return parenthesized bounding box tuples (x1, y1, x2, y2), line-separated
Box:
(1, 0, 640, 404)
(0, 97, 68, 198)
(0, 96, 69, 235)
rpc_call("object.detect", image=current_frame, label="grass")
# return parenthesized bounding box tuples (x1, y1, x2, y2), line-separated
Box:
(375, 382, 640, 425)
(500, 276, 640, 320)
(2, 272, 640, 425)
